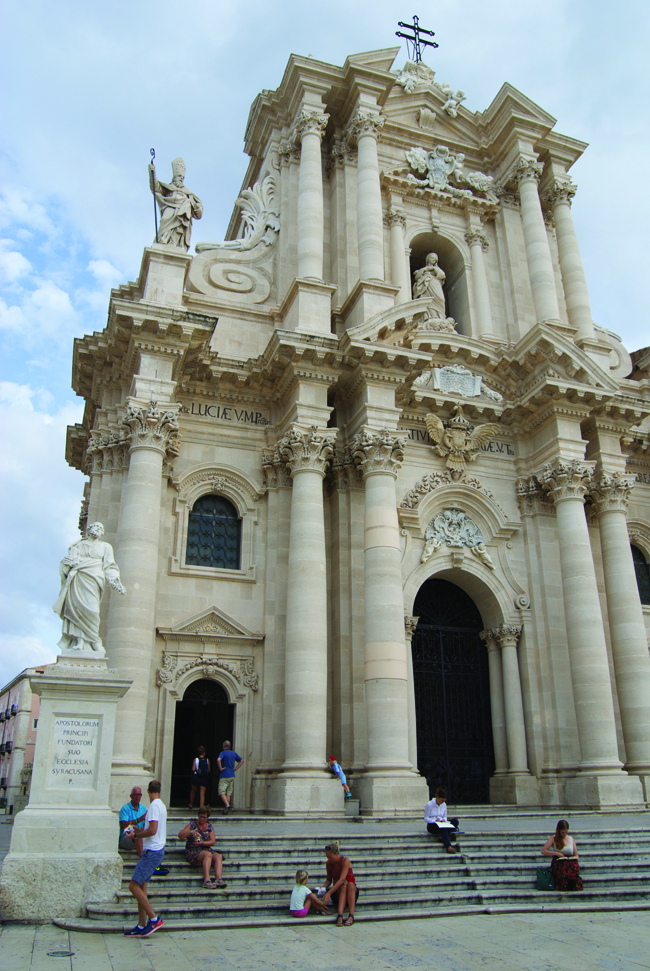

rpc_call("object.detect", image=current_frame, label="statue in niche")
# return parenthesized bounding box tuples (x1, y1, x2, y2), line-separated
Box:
(150, 157, 203, 251)
(413, 252, 446, 318)
(52, 522, 126, 655)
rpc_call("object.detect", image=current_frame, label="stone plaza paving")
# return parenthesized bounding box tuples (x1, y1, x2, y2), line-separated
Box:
(1, 911, 650, 971)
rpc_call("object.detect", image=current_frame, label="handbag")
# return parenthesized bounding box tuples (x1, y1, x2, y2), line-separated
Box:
(536, 866, 555, 891)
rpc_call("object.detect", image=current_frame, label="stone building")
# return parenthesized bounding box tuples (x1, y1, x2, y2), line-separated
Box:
(0, 667, 45, 815)
(65, 47, 650, 815)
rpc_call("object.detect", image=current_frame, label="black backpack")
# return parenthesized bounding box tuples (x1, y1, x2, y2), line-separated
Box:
(196, 756, 209, 778)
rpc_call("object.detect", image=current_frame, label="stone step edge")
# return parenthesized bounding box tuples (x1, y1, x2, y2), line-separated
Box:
(53, 898, 650, 934)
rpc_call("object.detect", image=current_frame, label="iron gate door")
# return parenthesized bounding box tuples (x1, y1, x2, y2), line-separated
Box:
(412, 578, 494, 803)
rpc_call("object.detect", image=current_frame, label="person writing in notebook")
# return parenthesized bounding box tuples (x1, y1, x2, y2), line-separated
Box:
(424, 787, 459, 854)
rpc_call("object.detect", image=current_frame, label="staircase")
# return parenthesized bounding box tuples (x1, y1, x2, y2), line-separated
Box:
(54, 815, 650, 932)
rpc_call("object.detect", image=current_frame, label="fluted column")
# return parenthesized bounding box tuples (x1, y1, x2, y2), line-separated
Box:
(479, 629, 509, 774)
(591, 472, 650, 774)
(279, 426, 335, 769)
(106, 401, 179, 788)
(465, 228, 493, 338)
(516, 158, 561, 323)
(386, 208, 409, 303)
(348, 110, 385, 281)
(545, 180, 595, 341)
(541, 460, 622, 772)
(294, 108, 329, 280)
(404, 616, 420, 772)
(352, 430, 410, 769)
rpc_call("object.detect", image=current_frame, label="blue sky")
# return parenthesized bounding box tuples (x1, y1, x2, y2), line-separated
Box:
(1, 0, 648, 688)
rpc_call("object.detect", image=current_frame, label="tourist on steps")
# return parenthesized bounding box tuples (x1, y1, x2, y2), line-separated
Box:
(541, 819, 583, 891)
(124, 780, 166, 938)
(217, 740, 243, 814)
(424, 787, 460, 853)
(188, 745, 210, 810)
(321, 841, 358, 926)
(178, 805, 227, 889)
(289, 869, 330, 918)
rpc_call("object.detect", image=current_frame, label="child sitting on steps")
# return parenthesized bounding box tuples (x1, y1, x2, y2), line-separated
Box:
(289, 870, 330, 918)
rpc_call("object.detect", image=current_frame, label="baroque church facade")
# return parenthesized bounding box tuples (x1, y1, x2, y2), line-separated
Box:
(66, 48, 650, 815)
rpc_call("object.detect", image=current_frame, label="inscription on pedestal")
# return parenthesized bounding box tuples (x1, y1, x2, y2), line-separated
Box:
(48, 716, 100, 788)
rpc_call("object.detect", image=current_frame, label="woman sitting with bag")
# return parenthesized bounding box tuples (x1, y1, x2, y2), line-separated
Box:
(541, 819, 583, 891)
(178, 806, 226, 889)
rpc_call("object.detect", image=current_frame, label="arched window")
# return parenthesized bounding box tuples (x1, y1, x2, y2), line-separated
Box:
(632, 545, 650, 605)
(186, 495, 241, 570)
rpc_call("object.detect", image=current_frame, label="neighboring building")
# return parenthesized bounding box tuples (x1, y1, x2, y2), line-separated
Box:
(0, 667, 45, 815)
(64, 47, 650, 815)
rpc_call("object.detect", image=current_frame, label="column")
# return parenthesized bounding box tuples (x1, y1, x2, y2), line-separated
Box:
(540, 460, 623, 772)
(349, 110, 385, 281)
(352, 430, 410, 769)
(479, 629, 508, 774)
(516, 157, 561, 323)
(496, 625, 529, 773)
(386, 208, 410, 303)
(278, 426, 335, 770)
(404, 616, 419, 773)
(294, 108, 329, 280)
(592, 472, 650, 778)
(105, 401, 179, 793)
(465, 228, 493, 338)
(546, 180, 595, 341)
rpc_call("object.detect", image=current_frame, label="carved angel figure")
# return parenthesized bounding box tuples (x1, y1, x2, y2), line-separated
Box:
(437, 82, 467, 117)
(425, 406, 500, 478)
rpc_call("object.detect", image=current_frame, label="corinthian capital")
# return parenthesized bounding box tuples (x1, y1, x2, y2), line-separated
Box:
(515, 157, 543, 186)
(351, 429, 404, 477)
(465, 228, 488, 250)
(590, 471, 635, 514)
(121, 401, 180, 455)
(540, 459, 591, 504)
(480, 624, 522, 649)
(404, 615, 419, 640)
(384, 207, 406, 229)
(278, 426, 336, 477)
(346, 109, 385, 142)
(543, 180, 577, 207)
(292, 108, 329, 144)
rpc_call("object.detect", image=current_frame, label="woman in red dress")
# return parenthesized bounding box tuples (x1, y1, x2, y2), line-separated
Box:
(322, 841, 358, 926)
(541, 819, 583, 891)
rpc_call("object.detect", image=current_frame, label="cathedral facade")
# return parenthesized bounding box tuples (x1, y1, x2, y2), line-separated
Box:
(66, 48, 650, 815)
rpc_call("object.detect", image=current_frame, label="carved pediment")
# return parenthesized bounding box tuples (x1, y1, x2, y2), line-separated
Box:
(158, 607, 263, 643)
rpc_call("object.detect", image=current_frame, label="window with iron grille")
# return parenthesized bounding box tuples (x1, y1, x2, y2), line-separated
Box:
(632, 545, 650, 605)
(186, 495, 241, 570)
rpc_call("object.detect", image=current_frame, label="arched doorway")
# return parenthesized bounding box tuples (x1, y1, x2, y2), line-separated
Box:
(171, 679, 235, 807)
(412, 577, 494, 803)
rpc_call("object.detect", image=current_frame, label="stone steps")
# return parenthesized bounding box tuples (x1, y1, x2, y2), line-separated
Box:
(53, 822, 650, 933)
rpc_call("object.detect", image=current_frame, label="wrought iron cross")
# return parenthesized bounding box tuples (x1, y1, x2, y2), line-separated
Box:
(396, 15, 438, 62)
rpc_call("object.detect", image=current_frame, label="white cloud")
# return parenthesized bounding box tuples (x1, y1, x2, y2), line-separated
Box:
(0, 240, 32, 283)
(0, 383, 84, 688)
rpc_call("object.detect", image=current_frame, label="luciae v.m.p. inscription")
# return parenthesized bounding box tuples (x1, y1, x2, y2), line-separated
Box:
(48, 716, 100, 789)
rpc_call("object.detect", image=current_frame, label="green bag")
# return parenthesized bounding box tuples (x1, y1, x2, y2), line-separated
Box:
(536, 866, 555, 891)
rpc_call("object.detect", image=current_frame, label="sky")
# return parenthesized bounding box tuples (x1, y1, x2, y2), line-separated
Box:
(0, 0, 648, 689)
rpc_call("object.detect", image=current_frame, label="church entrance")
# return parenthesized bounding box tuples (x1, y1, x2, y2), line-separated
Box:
(171, 679, 235, 808)
(412, 578, 494, 803)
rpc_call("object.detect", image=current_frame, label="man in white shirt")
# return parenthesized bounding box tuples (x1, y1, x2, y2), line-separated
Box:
(424, 787, 460, 854)
(124, 780, 167, 938)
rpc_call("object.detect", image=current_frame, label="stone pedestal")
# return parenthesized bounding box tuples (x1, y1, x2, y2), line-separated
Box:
(139, 245, 192, 307)
(266, 773, 344, 815)
(279, 278, 337, 335)
(565, 772, 644, 808)
(0, 655, 131, 921)
(489, 772, 540, 806)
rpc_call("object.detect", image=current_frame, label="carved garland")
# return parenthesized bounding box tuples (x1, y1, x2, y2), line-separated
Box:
(400, 470, 502, 512)
(156, 651, 259, 691)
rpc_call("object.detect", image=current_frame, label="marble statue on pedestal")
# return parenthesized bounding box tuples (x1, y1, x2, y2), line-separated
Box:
(150, 157, 203, 250)
(413, 252, 446, 317)
(52, 522, 125, 655)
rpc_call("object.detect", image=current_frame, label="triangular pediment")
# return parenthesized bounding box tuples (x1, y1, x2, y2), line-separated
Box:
(158, 607, 263, 642)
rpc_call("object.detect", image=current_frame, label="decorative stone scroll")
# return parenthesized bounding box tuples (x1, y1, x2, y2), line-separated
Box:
(277, 426, 336, 477)
(351, 429, 405, 477)
(414, 363, 503, 402)
(121, 401, 180, 456)
(421, 507, 495, 569)
(195, 176, 279, 253)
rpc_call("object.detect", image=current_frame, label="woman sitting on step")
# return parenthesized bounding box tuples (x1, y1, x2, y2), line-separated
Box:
(321, 841, 358, 926)
(178, 806, 227, 889)
(541, 819, 583, 891)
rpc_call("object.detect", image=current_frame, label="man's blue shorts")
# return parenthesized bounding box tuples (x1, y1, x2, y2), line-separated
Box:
(131, 849, 165, 885)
